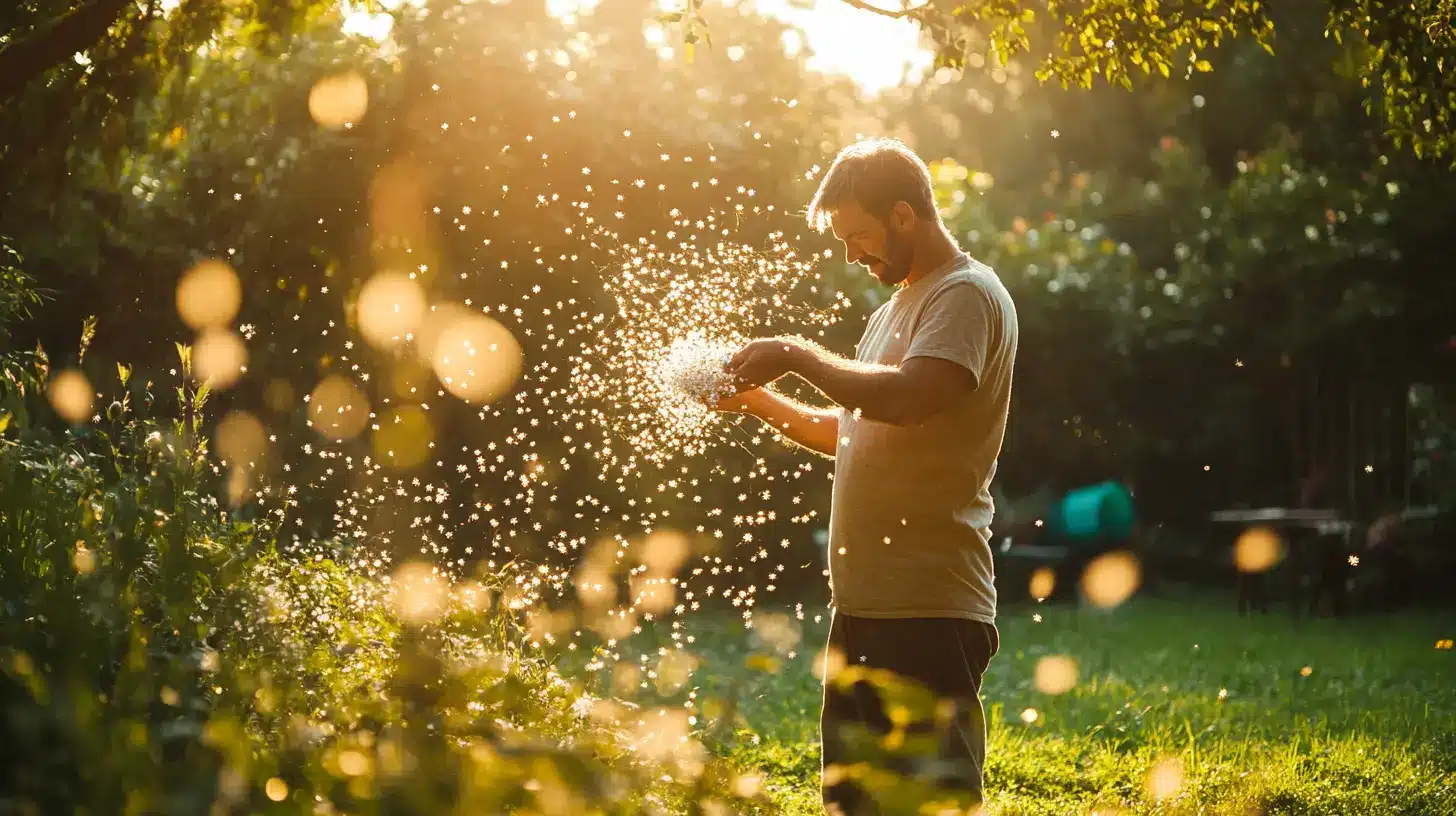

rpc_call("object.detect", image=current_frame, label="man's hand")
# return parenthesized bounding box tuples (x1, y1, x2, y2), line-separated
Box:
(725, 336, 812, 391)
(707, 384, 839, 458)
(712, 387, 767, 415)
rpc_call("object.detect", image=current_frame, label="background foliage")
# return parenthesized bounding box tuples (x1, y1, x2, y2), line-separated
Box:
(2, 0, 1456, 812)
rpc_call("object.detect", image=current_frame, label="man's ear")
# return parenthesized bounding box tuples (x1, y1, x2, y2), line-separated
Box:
(889, 200, 917, 232)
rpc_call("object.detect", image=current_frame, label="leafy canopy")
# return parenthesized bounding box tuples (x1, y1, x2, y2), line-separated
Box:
(673, 0, 1456, 162)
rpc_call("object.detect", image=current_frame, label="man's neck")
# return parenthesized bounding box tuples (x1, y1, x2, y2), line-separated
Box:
(900, 228, 962, 288)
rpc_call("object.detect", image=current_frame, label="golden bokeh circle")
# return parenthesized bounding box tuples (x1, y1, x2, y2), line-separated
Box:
(48, 369, 93, 424)
(1081, 550, 1141, 609)
(176, 260, 241, 330)
(193, 328, 247, 388)
(1033, 655, 1079, 695)
(215, 410, 268, 465)
(1234, 526, 1283, 573)
(308, 71, 369, 129)
(1029, 565, 1056, 600)
(427, 306, 523, 404)
(355, 271, 425, 348)
(308, 375, 369, 440)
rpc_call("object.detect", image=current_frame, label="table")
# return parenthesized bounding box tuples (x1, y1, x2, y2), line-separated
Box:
(1210, 507, 1354, 617)
(1209, 507, 1353, 537)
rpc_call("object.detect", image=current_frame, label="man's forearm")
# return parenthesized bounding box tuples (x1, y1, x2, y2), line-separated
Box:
(731, 388, 838, 458)
(790, 346, 913, 425)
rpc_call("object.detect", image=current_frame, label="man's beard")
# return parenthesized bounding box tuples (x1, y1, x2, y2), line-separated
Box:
(868, 226, 913, 285)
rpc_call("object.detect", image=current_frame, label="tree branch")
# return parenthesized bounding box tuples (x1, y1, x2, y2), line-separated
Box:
(0, 0, 136, 104)
(834, 0, 929, 21)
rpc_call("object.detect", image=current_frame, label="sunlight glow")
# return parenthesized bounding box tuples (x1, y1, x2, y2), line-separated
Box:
(342, 0, 422, 42)
(753, 0, 931, 93)
(517, 0, 931, 94)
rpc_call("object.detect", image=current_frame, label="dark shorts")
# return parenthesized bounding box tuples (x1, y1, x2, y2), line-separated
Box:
(820, 612, 1000, 815)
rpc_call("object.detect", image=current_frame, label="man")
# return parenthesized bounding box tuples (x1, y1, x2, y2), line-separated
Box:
(716, 138, 1019, 813)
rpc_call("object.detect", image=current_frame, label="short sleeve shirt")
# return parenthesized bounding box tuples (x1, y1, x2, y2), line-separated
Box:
(826, 253, 1018, 622)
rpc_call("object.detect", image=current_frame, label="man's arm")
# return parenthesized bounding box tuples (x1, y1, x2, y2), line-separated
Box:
(727, 282, 993, 427)
(791, 350, 974, 427)
(719, 387, 839, 458)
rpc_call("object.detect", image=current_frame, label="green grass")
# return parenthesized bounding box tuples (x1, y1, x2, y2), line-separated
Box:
(684, 596, 1456, 815)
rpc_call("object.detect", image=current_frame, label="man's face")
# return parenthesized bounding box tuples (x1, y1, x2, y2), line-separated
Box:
(829, 200, 914, 286)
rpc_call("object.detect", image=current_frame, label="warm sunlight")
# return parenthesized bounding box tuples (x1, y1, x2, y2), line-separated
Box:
(15, 0, 1456, 813)
(753, 0, 932, 94)
(343, 0, 930, 94)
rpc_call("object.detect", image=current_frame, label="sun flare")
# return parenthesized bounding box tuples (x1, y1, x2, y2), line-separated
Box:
(343, 0, 931, 94)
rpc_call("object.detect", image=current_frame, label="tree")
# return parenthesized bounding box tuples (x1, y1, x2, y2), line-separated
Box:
(1, 0, 859, 584)
(801, 0, 1456, 162)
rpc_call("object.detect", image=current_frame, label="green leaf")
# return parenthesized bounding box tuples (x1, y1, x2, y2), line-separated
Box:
(658, 11, 683, 23)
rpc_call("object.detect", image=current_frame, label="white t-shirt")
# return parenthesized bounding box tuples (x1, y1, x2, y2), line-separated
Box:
(826, 252, 1018, 622)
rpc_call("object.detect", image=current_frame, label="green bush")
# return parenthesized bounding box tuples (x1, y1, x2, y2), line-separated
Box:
(0, 347, 762, 814)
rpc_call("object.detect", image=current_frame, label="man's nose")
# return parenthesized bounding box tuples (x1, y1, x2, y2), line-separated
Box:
(843, 244, 863, 265)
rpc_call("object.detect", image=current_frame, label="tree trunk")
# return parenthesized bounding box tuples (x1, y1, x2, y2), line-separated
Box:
(0, 0, 135, 104)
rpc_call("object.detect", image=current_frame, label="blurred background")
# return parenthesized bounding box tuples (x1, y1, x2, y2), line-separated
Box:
(4, 0, 1455, 608)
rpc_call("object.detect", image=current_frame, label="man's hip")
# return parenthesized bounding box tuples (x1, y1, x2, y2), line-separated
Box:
(820, 612, 999, 814)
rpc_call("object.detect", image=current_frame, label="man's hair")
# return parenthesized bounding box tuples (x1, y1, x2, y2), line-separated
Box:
(805, 137, 937, 232)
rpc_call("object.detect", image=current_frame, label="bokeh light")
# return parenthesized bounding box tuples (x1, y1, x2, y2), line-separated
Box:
(1145, 756, 1184, 801)
(390, 561, 444, 625)
(640, 530, 690, 575)
(308, 375, 370, 440)
(72, 544, 96, 575)
(575, 546, 617, 610)
(814, 646, 847, 681)
(655, 649, 698, 695)
(47, 369, 93, 424)
(630, 573, 676, 615)
(1081, 551, 1142, 608)
(427, 307, 523, 404)
(215, 410, 268, 465)
(1029, 565, 1056, 600)
(750, 610, 801, 656)
(193, 328, 247, 388)
(455, 580, 492, 613)
(264, 777, 288, 802)
(730, 771, 762, 798)
(355, 271, 426, 348)
(176, 260, 241, 330)
(1234, 526, 1283, 572)
(308, 70, 369, 129)
(1034, 655, 1079, 695)
(628, 707, 692, 765)
(337, 749, 369, 777)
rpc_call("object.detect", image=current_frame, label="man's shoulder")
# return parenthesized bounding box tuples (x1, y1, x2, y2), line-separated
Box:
(946, 256, 1007, 290)
(926, 258, 1012, 310)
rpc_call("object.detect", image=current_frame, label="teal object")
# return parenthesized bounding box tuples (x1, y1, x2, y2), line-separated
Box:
(1052, 481, 1136, 542)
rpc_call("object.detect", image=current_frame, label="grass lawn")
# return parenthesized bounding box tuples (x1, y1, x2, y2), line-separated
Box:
(681, 594, 1456, 815)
